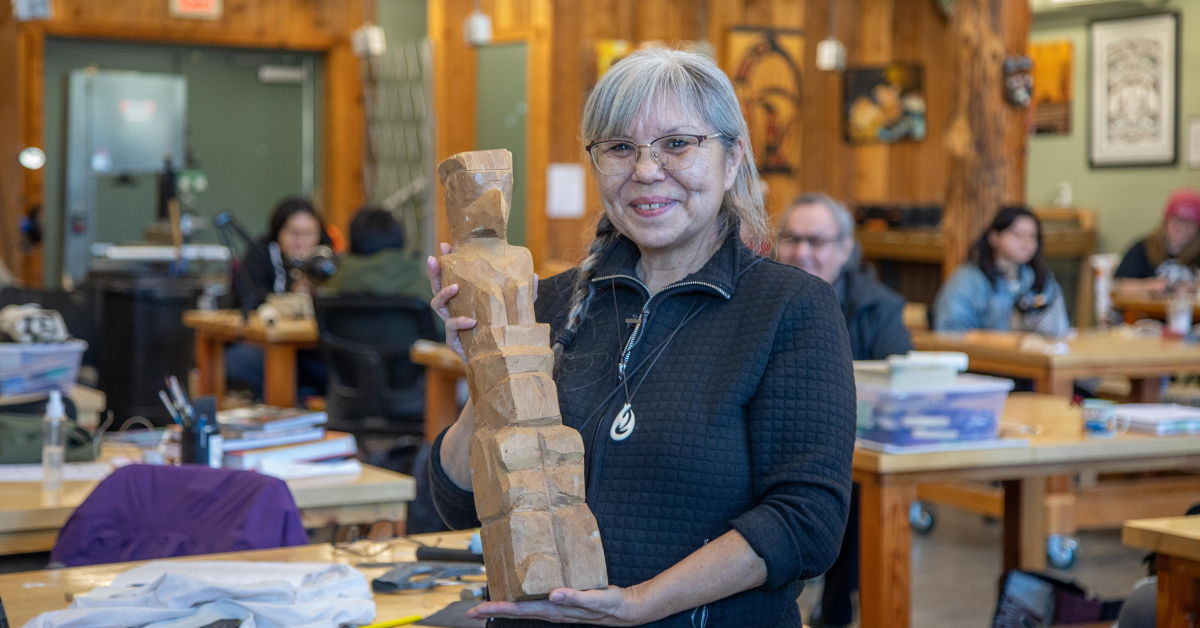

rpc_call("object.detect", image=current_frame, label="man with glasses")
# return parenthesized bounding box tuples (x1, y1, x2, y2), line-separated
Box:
(775, 192, 912, 628)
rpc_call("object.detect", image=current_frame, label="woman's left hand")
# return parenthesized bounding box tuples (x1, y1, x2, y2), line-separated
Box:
(467, 585, 645, 626)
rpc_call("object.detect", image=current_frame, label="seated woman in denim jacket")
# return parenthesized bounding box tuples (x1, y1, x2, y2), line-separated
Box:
(934, 206, 1070, 338)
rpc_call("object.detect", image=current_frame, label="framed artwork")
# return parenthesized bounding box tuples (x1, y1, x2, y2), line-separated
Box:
(1030, 40, 1073, 135)
(1089, 13, 1179, 167)
(843, 64, 926, 144)
(725, 27, 804, 174)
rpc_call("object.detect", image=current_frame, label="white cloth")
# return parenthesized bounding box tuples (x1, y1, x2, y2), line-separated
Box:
(21, 561, 375, 628)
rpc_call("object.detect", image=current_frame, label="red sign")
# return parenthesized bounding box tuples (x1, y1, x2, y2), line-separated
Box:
(171, 0, 222, 20)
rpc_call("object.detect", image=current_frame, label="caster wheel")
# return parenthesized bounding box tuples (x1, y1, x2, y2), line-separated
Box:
(1047, 534, 1078, 570)
(909, 501, 936, 535)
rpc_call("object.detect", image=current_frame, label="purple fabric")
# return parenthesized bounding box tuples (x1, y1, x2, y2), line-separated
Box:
(51, 464, 309, 567)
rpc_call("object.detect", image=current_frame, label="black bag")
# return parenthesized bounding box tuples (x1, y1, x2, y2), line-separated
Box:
(0, 395, 97, 464)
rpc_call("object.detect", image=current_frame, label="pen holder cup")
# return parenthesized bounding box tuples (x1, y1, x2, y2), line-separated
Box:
(180, 425, 217, 466)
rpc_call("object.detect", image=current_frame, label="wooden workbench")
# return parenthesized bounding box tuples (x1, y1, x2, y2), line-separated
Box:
(913, 328, 1200, 401)
(409, 340, 465, 443)
(1, 530, 475, 627)
(183, 310, 319, 408)
(1124, 516, 1200, 628)
(0, 450, 415, 555)
(856, 393, 1200, 628)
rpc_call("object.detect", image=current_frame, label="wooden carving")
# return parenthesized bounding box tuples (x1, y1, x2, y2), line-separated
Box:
(438, 149, 608, 601)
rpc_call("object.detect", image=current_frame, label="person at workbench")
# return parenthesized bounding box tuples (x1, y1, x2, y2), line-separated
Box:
(226, 196, 331, 402)
(428, 46, 856, 627)
(1114, 187, 1200, 293)
(232, 196, 334, 309)
(933, 206, 1070, 338)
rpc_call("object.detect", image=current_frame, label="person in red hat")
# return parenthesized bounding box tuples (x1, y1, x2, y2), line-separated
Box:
(1115, 187, 1200, 292)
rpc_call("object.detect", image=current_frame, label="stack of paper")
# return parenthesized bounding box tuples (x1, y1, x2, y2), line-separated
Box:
(1118, 404, 1200, 436)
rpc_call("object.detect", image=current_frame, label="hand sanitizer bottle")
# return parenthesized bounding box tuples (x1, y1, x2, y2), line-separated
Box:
(42, 391, 65, 493)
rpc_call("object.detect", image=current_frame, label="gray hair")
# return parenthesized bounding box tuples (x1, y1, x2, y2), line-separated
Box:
(552, 46, 769, 365)
(779, 192, 855, 241)
(580, 47, 769, 249)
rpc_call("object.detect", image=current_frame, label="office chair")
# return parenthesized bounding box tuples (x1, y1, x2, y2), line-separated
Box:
(312, 295, 439, 437)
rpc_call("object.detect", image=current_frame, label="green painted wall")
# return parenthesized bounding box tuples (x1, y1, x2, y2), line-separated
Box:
(475, 43, 529, 247)
(377, 0, 427, 44)
(1027, 1, 1200, 257)
(42, 38, 322, 282)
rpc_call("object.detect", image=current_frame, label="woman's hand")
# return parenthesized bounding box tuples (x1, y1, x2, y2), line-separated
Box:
(427, 242, 540, 362)
(467, 585, 646, 626)
(428, 243, 477, 361)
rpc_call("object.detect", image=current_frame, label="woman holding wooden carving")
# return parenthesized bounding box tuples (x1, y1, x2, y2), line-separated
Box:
(427, 47, 856, 627)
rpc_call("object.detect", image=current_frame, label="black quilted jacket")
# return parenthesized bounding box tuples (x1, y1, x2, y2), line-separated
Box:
(429, 228, 857, 627)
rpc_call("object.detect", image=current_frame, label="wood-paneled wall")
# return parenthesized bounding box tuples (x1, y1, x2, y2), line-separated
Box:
(431, 0, 1029, 270)
(0, 0, 371, 283)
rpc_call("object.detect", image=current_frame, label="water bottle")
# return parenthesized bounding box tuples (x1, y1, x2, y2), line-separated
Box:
(42, 391, 65, 493)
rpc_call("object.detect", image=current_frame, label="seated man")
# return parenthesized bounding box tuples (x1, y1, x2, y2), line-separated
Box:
(776, 192, 914, 628)
(777, 192, 913, 361)
(325, 206, 431, 299)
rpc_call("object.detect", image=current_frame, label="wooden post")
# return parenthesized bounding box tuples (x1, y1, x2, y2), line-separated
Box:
(941, 0, 1030, 277)
(438, 149, 607, 601)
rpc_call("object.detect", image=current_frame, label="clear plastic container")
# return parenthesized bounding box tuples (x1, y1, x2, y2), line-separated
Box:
(855, 373, 1015, 446)
(0, 341, 87, 395)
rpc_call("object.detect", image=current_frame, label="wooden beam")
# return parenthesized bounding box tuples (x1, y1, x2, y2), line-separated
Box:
(0, 4, 20, 275)
(322, 40, 365, 234)
(941, 0, 1030, 277)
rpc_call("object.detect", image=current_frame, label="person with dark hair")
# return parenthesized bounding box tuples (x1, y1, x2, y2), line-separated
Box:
(934, 206, 1069, 337)
(226, 196, 332, 402)
(233, 196, 333, 309)
(324, 207, 431, 300)
(1114, 187, 1200, 292)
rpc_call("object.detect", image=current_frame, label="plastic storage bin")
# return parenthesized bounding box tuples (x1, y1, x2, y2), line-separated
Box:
(0, 341, 87, 395)
(855, 373, 1015, 446)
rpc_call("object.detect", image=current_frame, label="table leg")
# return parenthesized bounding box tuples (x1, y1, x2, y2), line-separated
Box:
(1130, 378, 1163, 403)
(1003, 477, 1047, 573)
(1156, 554, 1200, 628)
(1045, 475, 1076, 539)
(424, 366, 461, 443)
(263, 344, 298, 408)
(859, 475, 917, 628)
(193, 333, 226, 405)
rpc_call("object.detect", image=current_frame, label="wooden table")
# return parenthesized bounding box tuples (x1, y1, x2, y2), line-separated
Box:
(0, 449, 415, 555)
(1124, 516, 1200, 628)
(1, 530, 475, 627)
(183, 310, 319, 408)
(1112, 292, 1200, 324)
(410, 340, 465, 443)
(913, 328, 1200, 402)
(856, 393, 1200, 628)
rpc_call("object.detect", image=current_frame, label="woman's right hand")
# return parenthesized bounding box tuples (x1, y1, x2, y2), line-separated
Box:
(428, 243, 477, 362)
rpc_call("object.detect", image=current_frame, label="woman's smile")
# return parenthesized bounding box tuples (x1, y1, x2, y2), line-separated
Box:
(628, 196, 677, 218)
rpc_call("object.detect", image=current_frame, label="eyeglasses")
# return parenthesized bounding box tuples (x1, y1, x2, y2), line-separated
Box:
(777, 232, 844, 250)
(586, 133, 725, 176)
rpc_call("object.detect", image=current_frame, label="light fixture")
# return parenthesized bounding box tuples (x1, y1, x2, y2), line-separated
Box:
(815, 0, 846, 72)
(464, 2, 492, 47)
(18, 147, 46, 170)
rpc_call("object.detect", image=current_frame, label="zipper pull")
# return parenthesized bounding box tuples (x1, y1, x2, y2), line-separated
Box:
(625, 316, 642, 327)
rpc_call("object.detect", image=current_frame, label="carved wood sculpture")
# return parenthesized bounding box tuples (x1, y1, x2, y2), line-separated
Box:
(438, 149, 608, 601)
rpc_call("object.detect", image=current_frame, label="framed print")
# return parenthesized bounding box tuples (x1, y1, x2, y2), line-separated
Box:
(1031, 40, 1073, 134)
(843, 64, 926, 145)
(725, 27, 804, 174)
(1089, 13, 1179, 167)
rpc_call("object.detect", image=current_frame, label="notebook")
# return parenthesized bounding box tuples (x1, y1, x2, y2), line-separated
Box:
(222, 431, 357, 470)
(1118, 404, 1200, 436)
(217, 406, 327, 433)
(219, 427, 326, 452)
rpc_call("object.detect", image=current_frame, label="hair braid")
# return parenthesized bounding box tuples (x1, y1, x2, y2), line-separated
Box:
(552, 215, 618, 366)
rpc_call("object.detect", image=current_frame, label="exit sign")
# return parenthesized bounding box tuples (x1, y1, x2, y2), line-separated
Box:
(170, 0, 222, 20)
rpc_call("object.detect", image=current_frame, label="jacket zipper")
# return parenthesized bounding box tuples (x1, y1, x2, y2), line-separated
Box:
(592, 273, 731, 383)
